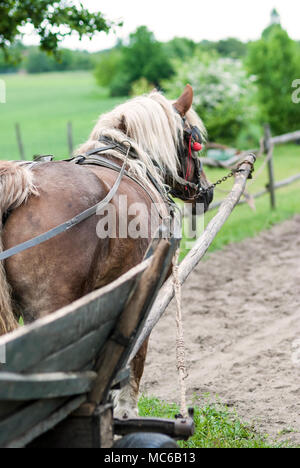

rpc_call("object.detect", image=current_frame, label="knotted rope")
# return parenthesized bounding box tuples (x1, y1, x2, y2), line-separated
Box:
(172, 248, 188, 418)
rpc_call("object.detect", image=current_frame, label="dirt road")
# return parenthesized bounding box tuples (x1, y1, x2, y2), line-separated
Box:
(141, 215, 300, 444)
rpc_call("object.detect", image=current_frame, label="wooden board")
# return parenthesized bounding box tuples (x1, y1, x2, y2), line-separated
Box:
(0, 260, 151, 446)
(0, 371, 96, 400)
(26, 403, 113, 449)
(0, 259, 150, 374)
(0, 242, 177, 447)
(5, 396, 86, 448)
(27, 321, 114, 373)
(89, 239, 178, 405)
(0, 397, 69, 446)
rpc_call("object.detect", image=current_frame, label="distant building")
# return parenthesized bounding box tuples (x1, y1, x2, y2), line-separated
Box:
(262, 9, 282, 39)
(270, 8, 281, 26)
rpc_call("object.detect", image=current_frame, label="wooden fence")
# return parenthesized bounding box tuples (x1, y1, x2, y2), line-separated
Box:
(14, 122, 75, 160)
(203, 127, 300, 212)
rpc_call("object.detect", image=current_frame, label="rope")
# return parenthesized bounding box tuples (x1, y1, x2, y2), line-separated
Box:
(172, 248, 188, 418)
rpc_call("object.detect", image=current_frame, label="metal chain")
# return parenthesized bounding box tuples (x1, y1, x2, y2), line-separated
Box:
(199, 161, 255, 195)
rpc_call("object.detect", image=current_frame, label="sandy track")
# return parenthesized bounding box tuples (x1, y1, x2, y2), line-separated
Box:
(141, 215, 300, 444)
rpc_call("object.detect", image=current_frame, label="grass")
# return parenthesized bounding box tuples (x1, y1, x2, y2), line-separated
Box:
(0, 71, 124, 160)
(138, 395, 292, 448)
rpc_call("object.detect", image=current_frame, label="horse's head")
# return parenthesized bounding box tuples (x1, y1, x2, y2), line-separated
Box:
(80, 85, 213, 212)
(169, 85, 214, 212)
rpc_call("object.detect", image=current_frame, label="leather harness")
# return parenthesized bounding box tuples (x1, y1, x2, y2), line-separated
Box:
(0, 140, 176, 262)
(0, 112, 206, 261)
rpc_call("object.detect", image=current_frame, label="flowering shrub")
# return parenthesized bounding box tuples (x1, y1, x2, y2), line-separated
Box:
(165, 54, 259, 146)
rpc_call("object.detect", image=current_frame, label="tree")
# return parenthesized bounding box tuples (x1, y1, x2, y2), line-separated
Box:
(0, 42, 23, 72)
(107, 26, 174, 96)
(216, 38, 248, 59)
(94, 48, 123, 88)
(0, 1, 116, 59)
(247, 23, 300, 134)
(165, 37, 197, 60)
(123, 26, 173, 87)
(164, 52, 259, 145)
(26, 47, 56, 73)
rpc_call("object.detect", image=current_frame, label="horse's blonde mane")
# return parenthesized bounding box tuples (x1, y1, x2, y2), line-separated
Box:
(76, 91, 205, 190)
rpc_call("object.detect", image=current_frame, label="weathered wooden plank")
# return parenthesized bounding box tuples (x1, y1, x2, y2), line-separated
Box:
(0, 397, 69, 446)
(0, 371, 96, 401)
(27, 321, 115, 374)
(67, 121, 74, 156)
(6, 396, 86, 448)
(120, 235, 179, 369)
(89, 240, 173, 405)
(264, 125, 276, 210)
(271, 130, 300, 145)
(27, 403, 113, 448)
(15, 123, 26, 160)
(0, 259, 150, 373)
(0, 401, 25, 420)
(208, 172, 300, 213)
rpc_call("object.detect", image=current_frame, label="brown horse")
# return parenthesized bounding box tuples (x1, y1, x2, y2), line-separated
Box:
(0, 85, 213, 417)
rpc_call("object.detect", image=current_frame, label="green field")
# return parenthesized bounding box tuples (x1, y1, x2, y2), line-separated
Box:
(0, 71, 124, 160)
(1, 71, 299, 448)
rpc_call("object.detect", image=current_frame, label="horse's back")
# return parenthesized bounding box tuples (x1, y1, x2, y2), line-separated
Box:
(2, 161, 150, 322)
(2, 162, 107, 320)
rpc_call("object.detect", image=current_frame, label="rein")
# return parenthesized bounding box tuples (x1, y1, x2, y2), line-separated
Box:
(0, 139, 177, 262)
(0, 144, 131, 262)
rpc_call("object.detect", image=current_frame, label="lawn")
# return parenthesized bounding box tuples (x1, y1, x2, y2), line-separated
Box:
(0, 71, 124, 160)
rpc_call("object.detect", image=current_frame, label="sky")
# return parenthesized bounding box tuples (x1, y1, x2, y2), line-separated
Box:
(22, 0, 300, 51)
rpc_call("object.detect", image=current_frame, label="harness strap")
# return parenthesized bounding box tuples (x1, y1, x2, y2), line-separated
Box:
(74, 154, 167, 218)
(76, 138, 175, 214)
(0, 140, 176, 262)
(0, 153, 128, 262)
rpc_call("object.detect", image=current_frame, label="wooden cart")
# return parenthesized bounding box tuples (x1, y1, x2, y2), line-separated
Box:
(0, 235, 194, 448)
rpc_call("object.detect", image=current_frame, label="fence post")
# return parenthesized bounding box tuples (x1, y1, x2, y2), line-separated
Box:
(67, 121, 74, 157)
(15, 123, 26, 161)
(264, 124, 276, 210)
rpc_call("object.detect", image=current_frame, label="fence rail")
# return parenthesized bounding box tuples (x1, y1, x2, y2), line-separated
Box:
(204, 127, 300, 212)
(14, 122, 74, 160)
(271, 130, 300, 145)
(129, 153, 256, 362)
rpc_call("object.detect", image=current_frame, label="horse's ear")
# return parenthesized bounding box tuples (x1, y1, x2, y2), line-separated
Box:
(174, 84, 193, 116)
